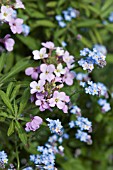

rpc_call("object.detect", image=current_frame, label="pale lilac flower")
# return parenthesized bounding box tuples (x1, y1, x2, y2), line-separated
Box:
(25, 67, 39, 80)
(30, 80, 45, 94)
(41, 41, 54, 49)
(0, 6, 13, 22)
(33, 48, 48, 60)
(40, 64, 55, 82)
(15, 0, 25, 9)
(0, 34, 15, 52)
(54, 63, 66, 77)
(63, 51, 74, 68)
(62, 68, 74, 85)
(9, 18, 23, 34)
(25, 116, 43, 132)
(56, 47, 64, 56)
(49, 91, 69, 111)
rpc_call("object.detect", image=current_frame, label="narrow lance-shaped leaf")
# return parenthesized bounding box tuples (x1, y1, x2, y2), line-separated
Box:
(0, 90, 14, 114)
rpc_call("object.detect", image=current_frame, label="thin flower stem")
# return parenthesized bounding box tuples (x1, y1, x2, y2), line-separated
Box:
(16, 146, 20, 170)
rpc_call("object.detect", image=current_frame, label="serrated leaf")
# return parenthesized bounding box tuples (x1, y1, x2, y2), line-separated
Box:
(15, 121, 27, 145)
(6, 82, 14, 98)
(10, 84, 21, 102)
(7, 120, 14, 136)
(0, 90, 14, 114)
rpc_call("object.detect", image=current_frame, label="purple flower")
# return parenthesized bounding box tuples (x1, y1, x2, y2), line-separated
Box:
(0, 6, 13, 22)
(25, 67, 40, 80)
(40, 64, 55, 82)
(41, 41, 55, 49)
(25, 116, 43, 132)
(0, 34, 15, 52)
(62, 68, 74, 86)
(15, 0, 25, 9)
(33, 48, 48, 60)
(49, 91, 70, 112)
(63, 51, 74, 68)
(30, 80, 45, 94)
(9, 18, 23, 34)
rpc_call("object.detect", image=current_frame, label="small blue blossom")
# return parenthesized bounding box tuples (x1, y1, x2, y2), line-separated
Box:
(46, 118, 63, 135)
(98, 98, 111, 113)
(22, 24, 30, 36)
(75, 117, 92, 131)
(70, 105, 81, 115)
(78, 48, 106, 72)
(0, 151, 8, 164)
(108, 12, 113, 22)
(69, 121, 75, 128)
(61, 41, 67, 47)
(58, 21, 66, 28)
(76, 130, 92, 144)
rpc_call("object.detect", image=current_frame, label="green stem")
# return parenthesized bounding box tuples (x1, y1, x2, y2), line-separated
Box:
(16, 146, 20, 170)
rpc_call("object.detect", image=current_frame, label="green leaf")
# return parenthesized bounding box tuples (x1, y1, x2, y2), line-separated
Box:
(0, 90, 14, 114)
(18, 88, 30, 115)
(6, 82, 14, 98)
(0, 112, 9, 118)
(15, 121, 27, 145)
(10, 84, 21, 102)
(17, 35, 39, 50)
(4, 53, 14, 73)
(76, 19, 99, 27)
(0, 53, 7, 73)
(46, 1, 57, 7)
(101, 0, 113, 11)
(7, 120, 14, 136)
(0, 59, 31, 85)
(30, 20, 55, 30)
(61, 159, 86, 170)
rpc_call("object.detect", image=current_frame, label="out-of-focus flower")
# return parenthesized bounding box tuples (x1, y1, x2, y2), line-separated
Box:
(25, 116, 43, 132)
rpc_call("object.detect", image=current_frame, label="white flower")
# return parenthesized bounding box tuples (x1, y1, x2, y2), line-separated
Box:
(56, 47, 64, 56)
(54, 63, 66, 77)
(0, 6, 13, 22)
(32, 48, 48, 60)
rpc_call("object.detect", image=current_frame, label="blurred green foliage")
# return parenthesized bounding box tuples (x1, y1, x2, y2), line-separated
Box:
(0, 0, 113, 169)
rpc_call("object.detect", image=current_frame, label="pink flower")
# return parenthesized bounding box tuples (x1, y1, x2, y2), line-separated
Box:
(25, 67, 40, 80)
(25, 116, 43, 132)
(40, 64, 55, 82)
(41, 41, 54, 49)
(9, 18, 23, 34)
(30, 80, 45, 94)
(0, 6, 13, 22)
(0, 34, 15, 52)
(32, 48, 48, 60)
(63, 51, 74, 68)
(49, 91, 70, 112)
(63, 68, 75, 86)
(15, 0, 25, 9)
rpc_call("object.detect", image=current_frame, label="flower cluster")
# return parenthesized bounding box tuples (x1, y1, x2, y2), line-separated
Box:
(55, 7, 79, 28)
(25, 116, 43, 132)
(46, 118, 63, 135)
(30, 121, 65, 170)
(78, 48, 106, 72)
(0, 1, 30, 52)
(25, 41, 75, 113)
(0, 151, 8, 169)
(69, 105, 92, 144)
(81, 81, 108, 97)
(94, 44, 107, 55)
(98, 98, 111, 113)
